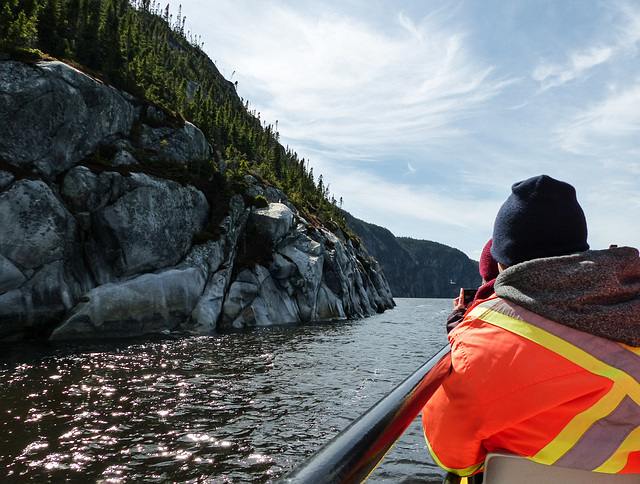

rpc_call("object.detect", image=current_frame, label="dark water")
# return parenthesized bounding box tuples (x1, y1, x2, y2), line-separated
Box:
(0, 298, 451, 483)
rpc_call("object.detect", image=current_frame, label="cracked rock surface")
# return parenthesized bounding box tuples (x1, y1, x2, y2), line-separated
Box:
(0, 59, 394, 341)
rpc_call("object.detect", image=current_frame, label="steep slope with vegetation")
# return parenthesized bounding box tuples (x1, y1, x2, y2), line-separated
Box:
(0, 0, 345, 231)
(0, 0, 480, 333)
(0, 0, 396, 341)
(344, 212, 481, 298)
(0, 58, 394, 341)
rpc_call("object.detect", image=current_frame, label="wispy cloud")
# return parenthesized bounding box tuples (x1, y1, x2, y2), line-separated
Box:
(405, 163, 417, 175)
(614, 1, 640, 50)
(556, 85, 640, 155)
(532, 1, 640, 90)
(325, 164, 500, 249)
(533, 47, 613, 89)
(179, 0, 640, 257)
(197, 1, 505, 157)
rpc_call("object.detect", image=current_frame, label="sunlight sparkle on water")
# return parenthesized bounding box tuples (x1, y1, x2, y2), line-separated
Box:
(0, 299, 451, 483)
(248, 453, 273, 464)
(187, 433, 212, 442)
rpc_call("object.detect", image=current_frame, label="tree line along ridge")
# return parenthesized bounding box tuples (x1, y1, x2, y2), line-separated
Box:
(0, 0, 351, 236)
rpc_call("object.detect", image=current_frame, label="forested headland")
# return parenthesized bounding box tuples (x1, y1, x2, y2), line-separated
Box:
(1, 0, 346, 233)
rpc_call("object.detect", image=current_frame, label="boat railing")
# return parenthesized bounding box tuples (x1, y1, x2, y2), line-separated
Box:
(278, 344, 452, 484)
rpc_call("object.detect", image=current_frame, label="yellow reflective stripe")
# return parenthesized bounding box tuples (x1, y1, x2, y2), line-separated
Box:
(424, 429, 484, 476)
(468, 304, 640, 471)
(468, 306, 640, 402)
(594, 425, 640, 473)
(621, 343, 640, 357)
(533, 385, 627, 464)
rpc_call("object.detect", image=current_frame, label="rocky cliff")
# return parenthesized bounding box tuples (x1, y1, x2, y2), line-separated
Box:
(0, 59, 394, 341)
(344, 212, 481, 298)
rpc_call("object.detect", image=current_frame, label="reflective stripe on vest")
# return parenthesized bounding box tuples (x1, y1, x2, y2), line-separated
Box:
(467, 298, 640, 473)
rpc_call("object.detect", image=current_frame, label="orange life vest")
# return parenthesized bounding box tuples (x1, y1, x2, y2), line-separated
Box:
(422, 296, 640, 476)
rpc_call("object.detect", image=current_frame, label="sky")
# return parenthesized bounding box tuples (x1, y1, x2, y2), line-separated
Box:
(176, 0, 640, 260)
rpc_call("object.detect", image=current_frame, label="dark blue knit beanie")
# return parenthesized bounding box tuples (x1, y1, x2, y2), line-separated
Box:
(491, 175, 589, 267)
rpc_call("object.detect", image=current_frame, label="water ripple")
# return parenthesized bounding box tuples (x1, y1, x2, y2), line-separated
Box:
(0, 298, 449, 482)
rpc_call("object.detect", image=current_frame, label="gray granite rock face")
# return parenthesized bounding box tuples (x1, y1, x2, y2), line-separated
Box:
(0, 59, 394, 341)
(217, 203, 393, 330)
(0, 179, 78, 269)
(139, 119, 211, 164)
(89, 174, 209, 281)
(50, 267, 207, 340)
(0, 61, 137, 179)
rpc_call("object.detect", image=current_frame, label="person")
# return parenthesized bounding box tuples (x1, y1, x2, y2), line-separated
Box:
(446, 238, 500, 334)
(422, 174, 640, 477)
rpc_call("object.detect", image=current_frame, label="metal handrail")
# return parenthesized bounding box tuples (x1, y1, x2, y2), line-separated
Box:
(279, 344, 452, 484)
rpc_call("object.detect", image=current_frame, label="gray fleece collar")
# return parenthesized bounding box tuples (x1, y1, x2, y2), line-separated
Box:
(494, 247, 640, 347)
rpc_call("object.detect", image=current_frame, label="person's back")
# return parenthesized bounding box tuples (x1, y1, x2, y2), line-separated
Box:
(422, 175, 640, 477)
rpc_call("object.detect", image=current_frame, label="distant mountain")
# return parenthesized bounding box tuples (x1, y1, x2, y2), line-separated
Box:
(344, 212, 481, 298)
